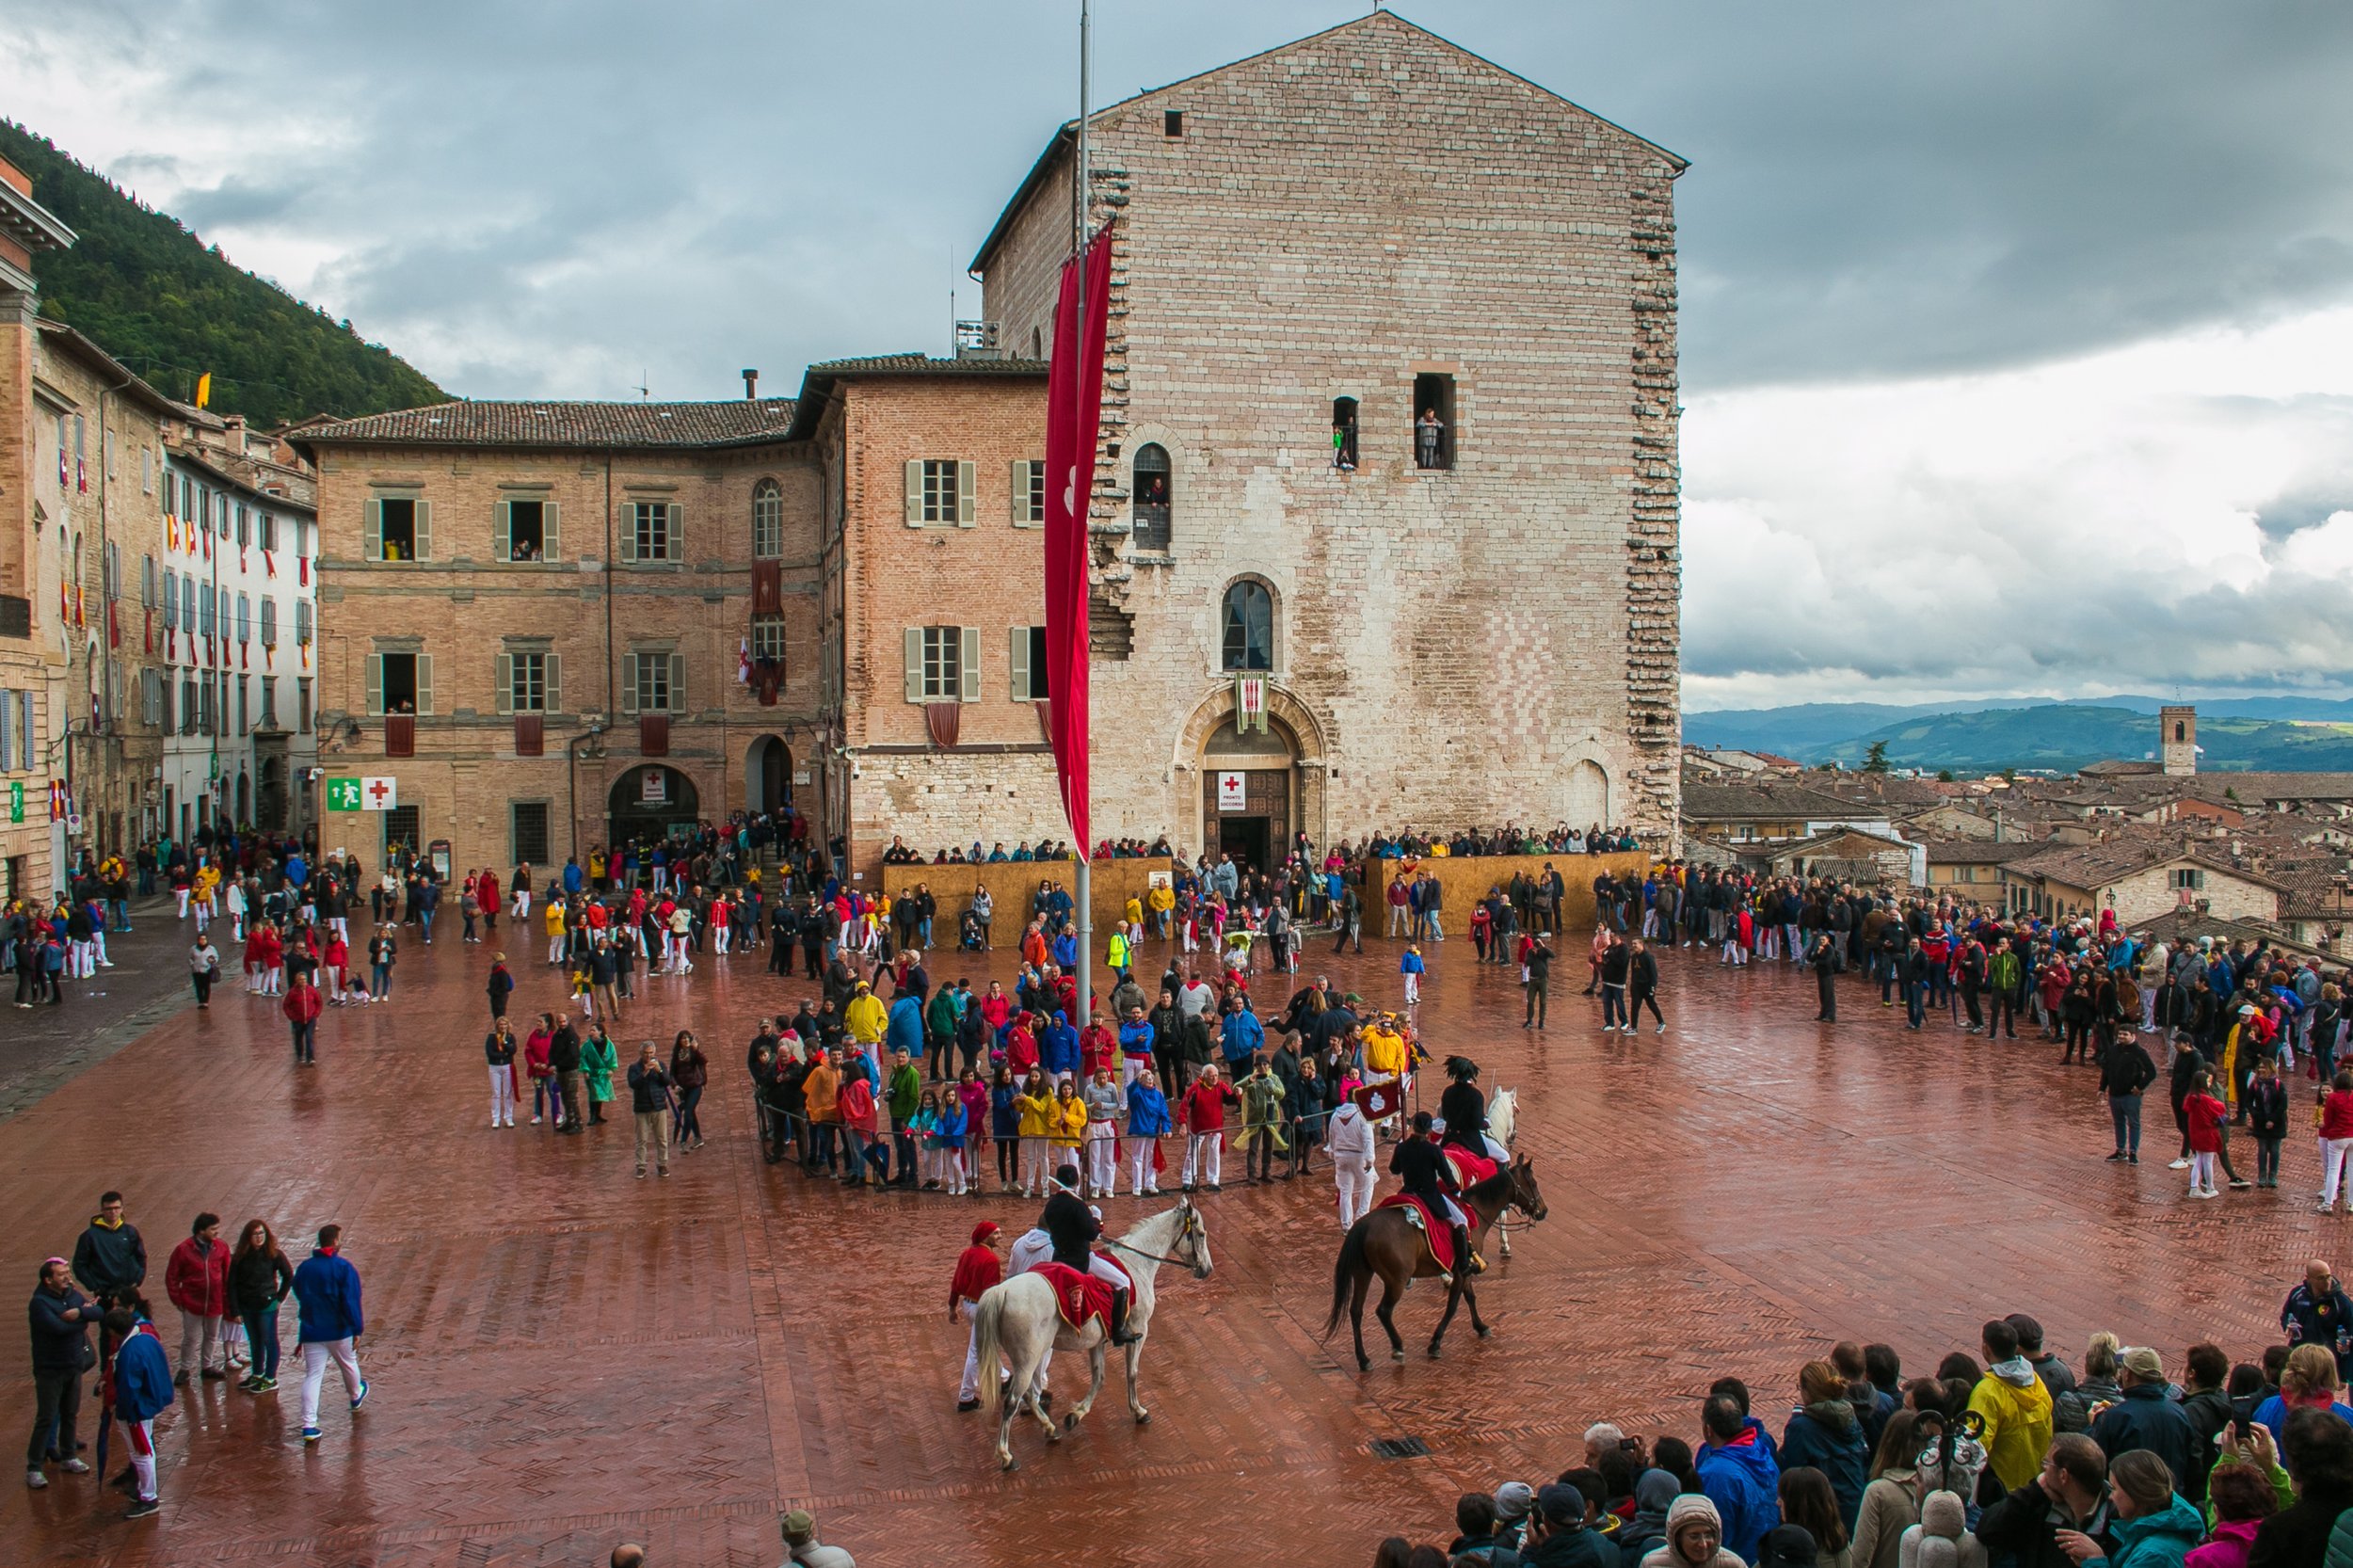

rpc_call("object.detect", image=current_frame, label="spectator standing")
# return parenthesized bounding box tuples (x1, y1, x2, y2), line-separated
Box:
(72, 1192, 147, 1304)
(283, 973, 323, 1066)
(628, 1041, 675, 1178)
(188, 931, 220, 1008)
(103, 1308, 170, 1519)
(2281, 1261, 2353, 1383)
(292, 1224, 367, 1445)
(162, 1213, 231, 1385)
(25, 1258, 95, 1490)
(2090, 1347, 2203, 1496)
(228, 1220, 294, 1394)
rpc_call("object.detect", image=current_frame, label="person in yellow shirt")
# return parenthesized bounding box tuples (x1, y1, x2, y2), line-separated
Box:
(1966, 1317, 2056, 1494)
(1361, 1015, 1410, 1137)
(1147, 880, 1176, 939)
(1124, 894, 1144, 933)
(544, 897, 568, 966)
(1050, 1080, 1089, 1161)
(1107, 922, 1132, 980)
(1014, 1071, 1059, 1195)
(843, 982, 888, 1050)
(587, 849, 607, 888)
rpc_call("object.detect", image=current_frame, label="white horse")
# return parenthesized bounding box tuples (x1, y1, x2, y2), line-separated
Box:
(971, 1199, 1213, 1471)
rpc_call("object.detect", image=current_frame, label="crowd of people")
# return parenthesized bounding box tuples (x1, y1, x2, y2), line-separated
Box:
(1375, 1284, 2353, 1568)
(28, 1192, 368, 1516)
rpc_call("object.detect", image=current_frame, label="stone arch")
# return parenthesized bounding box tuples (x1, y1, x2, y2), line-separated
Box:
(1171, 681, 1331, 856)
(1563, 758, 1611, 827)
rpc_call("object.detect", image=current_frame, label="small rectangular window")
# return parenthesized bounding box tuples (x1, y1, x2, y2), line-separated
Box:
(920, 460, 959, 524)
(1012, 625, 1049, 701)
(630, 501, 673, 562)
(1012, 459, 1048, 526)
(380, 652, 420, 713)
(509, 650, 548, 712)
(378, 498, 417, 559)
(633, 653, 671, 714)
(750, 613, 787, 662)
(296, 678, 312, 734)
(260, 597, 277, 646)
(259, 513, 278, 551)
(506, 500, 545, 560)
(919, 625, 961, 699)
(1163, 109, 1184, 137)
(236, 504, 249, 547)
(260, 678, 278, 730)
(512, 802, 551, 866)
(1412, 373, 1456, 471)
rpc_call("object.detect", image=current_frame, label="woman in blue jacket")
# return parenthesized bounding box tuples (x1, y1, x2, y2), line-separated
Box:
(988, 1066, 1022, 1192)
(1126, 1067, 1175, 1197)
(1780, 1359, 1870, 1531)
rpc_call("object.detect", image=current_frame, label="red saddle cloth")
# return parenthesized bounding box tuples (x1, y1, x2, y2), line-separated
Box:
(1375, 1193, 1454, 1272)
(1442, 1145, 1497, 1187)
(1033, 1261, 1116, 1332)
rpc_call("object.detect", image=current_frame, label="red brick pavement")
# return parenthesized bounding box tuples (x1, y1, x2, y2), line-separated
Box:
(0, 925, 2332, 1566)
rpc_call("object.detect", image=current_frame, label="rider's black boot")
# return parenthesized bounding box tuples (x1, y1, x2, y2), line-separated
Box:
(1109, 1286, 1140, 1345)
(1450, 1224, 1483, 1277)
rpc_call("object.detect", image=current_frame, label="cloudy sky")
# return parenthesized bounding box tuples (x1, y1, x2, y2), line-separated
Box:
(7, 1, 2352, 711)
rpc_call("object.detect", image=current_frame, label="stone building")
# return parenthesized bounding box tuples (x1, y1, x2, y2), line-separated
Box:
(292, 400, 824, 873)
(958, 10, 1685, 872)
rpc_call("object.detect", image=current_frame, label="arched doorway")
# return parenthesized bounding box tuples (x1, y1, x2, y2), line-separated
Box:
(1564, 759, 1610, 827)
(1201, 716, 1297, 874)
(744, 735, 792, 815)
(609, 765, 701, 852)
(258, 758, 285, 833)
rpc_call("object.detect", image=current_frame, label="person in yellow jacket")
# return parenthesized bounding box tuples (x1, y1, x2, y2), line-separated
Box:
(1966, 1318, 2056, 1493)
(544, 897, 568, 966)
(1050, 1080, 1089, 1160)
(843, 982, 888, 1050)
(1361, 1012, 1411, 1136)
(1147, 880, 1176, 939)
(1013, 1071, 1059, 1195)
(1107, 922, 1132, 980)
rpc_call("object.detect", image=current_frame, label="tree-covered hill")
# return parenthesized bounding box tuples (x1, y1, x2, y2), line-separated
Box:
(0, 120, 445, 425)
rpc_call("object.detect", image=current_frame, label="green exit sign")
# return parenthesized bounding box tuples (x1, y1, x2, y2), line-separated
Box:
(7, 780, 20, 824)
(326, 776, 362, 812)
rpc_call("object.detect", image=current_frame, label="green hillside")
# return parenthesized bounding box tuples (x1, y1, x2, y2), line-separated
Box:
(1819, 706, 2353, 773)
(0, 120, 446, 425)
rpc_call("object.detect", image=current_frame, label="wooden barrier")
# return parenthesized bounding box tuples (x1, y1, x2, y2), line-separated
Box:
(1365, 851, 1653, 934)
(881, 857, 1174, 939)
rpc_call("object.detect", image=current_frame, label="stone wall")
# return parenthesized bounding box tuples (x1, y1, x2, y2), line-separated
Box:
(882, 855, 1171, 936)
(1367, 850, 1652, 934)
(977, 12, 1684, 856)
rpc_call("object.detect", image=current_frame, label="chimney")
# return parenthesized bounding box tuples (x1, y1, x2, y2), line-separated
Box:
(741, 368, 759, 400)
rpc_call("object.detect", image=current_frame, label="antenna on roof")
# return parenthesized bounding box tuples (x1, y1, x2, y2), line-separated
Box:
(636, 371, 649, 401)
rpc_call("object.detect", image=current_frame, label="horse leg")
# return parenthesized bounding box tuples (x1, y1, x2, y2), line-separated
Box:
(1035, 1337, 1064, 1443)
(996, 1341, 1031, 1471)
(1466, 1276, 1491, 1339)
(1349, 1268, 1374, 1371)
(1497, 1216, 1512, 1261)
(1374, 1274, 1406, 1363)
(1066, 1340, 1107, 1430)
(1126, 1335, 1149, 1423)
(1429, 1277, 1464, 1358)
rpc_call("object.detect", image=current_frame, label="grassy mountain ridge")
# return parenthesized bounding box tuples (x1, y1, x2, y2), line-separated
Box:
(1689, 696, 2353, 768)
(1, 120, 445, 425)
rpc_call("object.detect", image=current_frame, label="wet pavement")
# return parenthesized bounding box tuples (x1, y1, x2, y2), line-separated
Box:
(0, 919, 2328, 1566)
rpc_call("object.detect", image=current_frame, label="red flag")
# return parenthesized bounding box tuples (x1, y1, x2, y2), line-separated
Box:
(1042, 221, 1113, 860)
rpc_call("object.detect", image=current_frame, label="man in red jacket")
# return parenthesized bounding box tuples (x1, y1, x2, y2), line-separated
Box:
(165, 1213, 232, 1384)
(1179, 1064, 1239, 1193)
(283, 974, 324, 1065)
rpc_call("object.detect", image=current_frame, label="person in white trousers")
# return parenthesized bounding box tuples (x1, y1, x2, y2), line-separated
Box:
(1180, 1064, 1236, 1192)
(1082, 1069, 1122, 1198)
(1326, 1099, 1377, 1229)
(291, 1224, 368, 1444)
(951, 1222, 1004, 1411)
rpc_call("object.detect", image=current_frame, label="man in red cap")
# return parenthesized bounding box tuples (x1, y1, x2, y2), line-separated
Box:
(948, 1223, 1004, 1412)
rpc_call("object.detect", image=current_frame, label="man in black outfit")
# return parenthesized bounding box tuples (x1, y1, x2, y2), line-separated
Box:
(1039, 1164, 1137, 1344)
(1522, 936, 1552, 1030)
(1626, 938, 1664, 1034)
(1390, 1112, 1477, 1285)
(1809, 932, 1839, 1022)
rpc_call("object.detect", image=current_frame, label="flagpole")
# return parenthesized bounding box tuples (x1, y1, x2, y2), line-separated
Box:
(1071, 0, 1094, 1040)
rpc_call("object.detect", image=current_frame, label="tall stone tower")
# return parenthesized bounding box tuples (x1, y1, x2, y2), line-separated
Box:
(2160, 705, 2197, 776)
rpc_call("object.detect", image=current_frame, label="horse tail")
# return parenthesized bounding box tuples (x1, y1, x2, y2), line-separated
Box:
(974, 1288, 1006, 1396)
(1322, 1221, 1368, 1342)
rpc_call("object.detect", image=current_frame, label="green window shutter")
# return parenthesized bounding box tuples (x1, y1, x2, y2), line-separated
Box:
(666, 503, 683, 562)
(904, 460, 924, 527)
(544, 653, 561, 714)
(364, 499, 382, 560)
(669, 652, 686, 713)
(415, 653, 434, 716)
(959, 625, 981, 702)
(620, 651, 639, 714)
(493, 500, 511, 562)
(619, 504, 638, 563)
(904, 627, 924, 702)
(1008, 625, 1029, 700)
(1010, 460, 1026, 523)
(495, 653, 514, 715)
(366, 653, 383, 716)
(956, 460, 977, 527)
(414, 500, 433, 562)
(544, 502, 561, 562)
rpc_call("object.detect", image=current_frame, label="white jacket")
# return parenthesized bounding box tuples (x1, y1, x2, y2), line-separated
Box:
(1326, 1103, 1374, 1167)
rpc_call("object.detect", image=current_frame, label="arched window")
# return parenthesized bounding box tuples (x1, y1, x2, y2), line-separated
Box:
(1221, 580, 1273, 671)
(1332, 397, 1358, 471)
(1131, 443, 1171, 552)
(751, 478, 783, 559)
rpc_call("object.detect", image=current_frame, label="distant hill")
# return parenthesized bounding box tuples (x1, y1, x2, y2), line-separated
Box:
(0, 120, 446, 426)
(1688, 696, 2353, 770)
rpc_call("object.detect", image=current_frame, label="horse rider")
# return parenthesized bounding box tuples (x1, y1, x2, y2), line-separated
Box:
(1390, 1112, 1481, 1285)
(1038, 1163, 1140, 1344)
(1436, 1056, 1507, 1163)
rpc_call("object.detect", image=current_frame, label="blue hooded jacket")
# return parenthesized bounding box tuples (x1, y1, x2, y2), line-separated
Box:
(886, 996, 924, 1059)
(1221, 1008, 1265, 1065)
(113, 1327, 175, 1424)
(1127, 1080, 1173, 1136)
(1696, 1431, 1782, 1564)
(1040, 1014, 1081, 1076)
(294, 1248, 365, 1343)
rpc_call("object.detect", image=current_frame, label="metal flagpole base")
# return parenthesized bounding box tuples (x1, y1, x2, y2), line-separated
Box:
(1075, 856, 1093, 1036)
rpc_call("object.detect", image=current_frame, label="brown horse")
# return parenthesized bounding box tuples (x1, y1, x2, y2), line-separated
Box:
(1321, 1154, 1547, 1370)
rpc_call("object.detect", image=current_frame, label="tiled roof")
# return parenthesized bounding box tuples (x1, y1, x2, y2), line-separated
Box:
(2185, 774, 2353, 804)
(289, 398, 801, 454)
(2079, 759, 2166, 777)
(1679, 783, 1886, 821)
(781, 354, 1047, 441)
(1919, 840, 2037, 864)
(2126, 908, 2323, 958)
(2005, 837, 2287, 893)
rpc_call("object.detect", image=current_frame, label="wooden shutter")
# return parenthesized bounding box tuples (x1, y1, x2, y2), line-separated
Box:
(414, 499, 433, 561)
(665, 503, 683, 562)
(904, 627, 924, 702)
(668, 652, 686, 713)
(495, 653, 514, 714)
(1011, 460, 1026, 523)
(959, 626, 981, 702)
(904, 459, 924, 526)
(364, 499, 382, 560)
(493, 500, 511, 562)
(366, 653, 383, 716)
(415, 653, 434, 715)
(620, 651, 639, 714)
(543, 502, 561, 562)
(544, 653, 561, 714)
(1009, 625, 1030, 700)
(619, 503, 637, 563)
(956, 460, 977, 526)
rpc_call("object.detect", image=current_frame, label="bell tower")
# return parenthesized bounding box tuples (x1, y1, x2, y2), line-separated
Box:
(2160, 705, 2197, 776)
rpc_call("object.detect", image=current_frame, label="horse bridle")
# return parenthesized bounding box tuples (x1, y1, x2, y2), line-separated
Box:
(1106, 1208, 1203, 1266)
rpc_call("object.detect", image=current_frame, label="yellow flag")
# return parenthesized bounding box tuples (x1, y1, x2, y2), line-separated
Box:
(195, 373, 211, 408)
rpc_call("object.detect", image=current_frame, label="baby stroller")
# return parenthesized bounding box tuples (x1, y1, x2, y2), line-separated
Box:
(958, 908, 984, 952)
